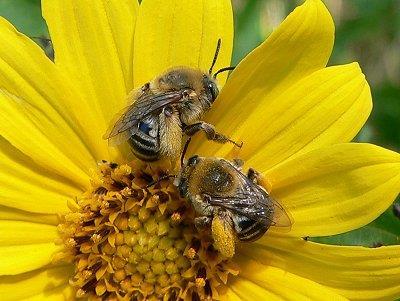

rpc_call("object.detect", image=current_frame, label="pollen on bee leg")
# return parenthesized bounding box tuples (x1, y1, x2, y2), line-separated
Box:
(54, 160, 239, 300)
(211, 215, 236, 258)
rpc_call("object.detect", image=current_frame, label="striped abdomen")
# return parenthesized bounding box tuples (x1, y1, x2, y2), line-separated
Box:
(128, 116, 160, 161)
(235, 216, 270, 242)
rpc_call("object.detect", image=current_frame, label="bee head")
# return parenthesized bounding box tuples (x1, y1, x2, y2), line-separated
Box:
(202, 74, 219, 104)
(158, 68, 216, 101)
(156, 67, 219, 124)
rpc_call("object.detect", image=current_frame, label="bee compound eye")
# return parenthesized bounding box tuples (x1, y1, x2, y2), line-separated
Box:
(187, 155, 199, 166)
(208, 82, 219, 102)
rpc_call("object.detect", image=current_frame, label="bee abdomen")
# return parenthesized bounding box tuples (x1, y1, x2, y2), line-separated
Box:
(236, 218, 269, 242)
(128, 132, 160, 161)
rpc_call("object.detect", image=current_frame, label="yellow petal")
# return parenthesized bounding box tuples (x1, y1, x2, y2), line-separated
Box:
(221, 288, 241, 301)
(0, 265, 72, 300)
(230, 260, 347, 301)
(0, 137, 81, 214)
(246, 63, 371, 169)
(0, 205, 58, 226)
(0, 90, 89, 187)
(0, 242, 59, 275)
(243, 236, 400, 301)
(191, 0, 335, 156)
(0, 18, 97, 185)
(229, 278, 282, 301)
(42, 0, 139, 160)
(196, 62, 371, 167)
(24, 285, 73, 301)
(0, 221, 57, 246)
(134, 0, 233, 87)
(263, 143, 400, 237)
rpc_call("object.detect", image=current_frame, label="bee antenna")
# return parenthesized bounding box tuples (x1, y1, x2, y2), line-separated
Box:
(208, 38, 222, 75)
(213, 66, 235, 79)
(181, 137, 192, 168)
(146, 174, 176, 188)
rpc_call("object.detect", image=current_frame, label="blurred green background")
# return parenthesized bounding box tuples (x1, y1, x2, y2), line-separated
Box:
(0, 0, 399, 247)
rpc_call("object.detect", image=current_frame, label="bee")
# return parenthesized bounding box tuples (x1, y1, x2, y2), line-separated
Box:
(104, 40, 239, 162)
(175, 154, 291, 258)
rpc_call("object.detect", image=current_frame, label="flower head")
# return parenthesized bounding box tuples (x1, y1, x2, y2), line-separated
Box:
(0, 0, 399, 300)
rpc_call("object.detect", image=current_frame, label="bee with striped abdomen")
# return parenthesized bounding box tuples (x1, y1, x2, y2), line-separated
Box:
(104, 40, 240, 162)
(175, 155, 291, 258)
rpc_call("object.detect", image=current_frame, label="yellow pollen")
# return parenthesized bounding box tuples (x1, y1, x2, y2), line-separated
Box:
(91, 233, 102, 243)
(171, 212, 182, 222)
(55, 161, 239, 300)
(186, 247, 197, 259)
(76, 289, 85, 298)
(66, 238, 76, 248)
(82, 270, 92, 280)
(195, 277, 206, 288)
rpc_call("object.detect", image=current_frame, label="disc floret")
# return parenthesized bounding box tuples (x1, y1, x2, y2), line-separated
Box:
(55, 161, 238, 300)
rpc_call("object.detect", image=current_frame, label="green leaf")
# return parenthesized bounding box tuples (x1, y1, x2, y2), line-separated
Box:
(0, 0, 48, 37)
(232, 0, 263, 65)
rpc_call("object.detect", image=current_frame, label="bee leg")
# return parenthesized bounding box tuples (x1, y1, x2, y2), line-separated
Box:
(247, 168, 261, 184)
(211, 215, 236, 258)
(232, 158, 244, 169)
(183, 122, 243, 148)
(194, 216, 212, 230)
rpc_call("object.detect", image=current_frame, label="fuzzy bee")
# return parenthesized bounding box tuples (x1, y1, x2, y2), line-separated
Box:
(175, 155, 291, 258)
(104, 40, 240, 162)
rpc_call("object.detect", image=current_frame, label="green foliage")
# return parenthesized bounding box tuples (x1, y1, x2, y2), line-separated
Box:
(0, 0, 48, 37)
(365, 84, 400, 149)
(232, 0, 264, 65)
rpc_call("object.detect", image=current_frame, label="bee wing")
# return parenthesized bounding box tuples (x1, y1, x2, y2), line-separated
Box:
(206, 189, 292, 230)
(206, 193, 268, 222)
(237, 170, 292, 229)
(268, 196, 292, 229)
(103, 91, 183, 144)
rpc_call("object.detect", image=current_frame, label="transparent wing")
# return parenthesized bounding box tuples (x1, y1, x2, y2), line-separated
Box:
(269, 196, 292, 229)
(205, 166, 292, 230)
(206, 193, 269, 223)
(206, 192, 291, 230)
(103, 91, 183, 144)
(236, 168, 292, 229)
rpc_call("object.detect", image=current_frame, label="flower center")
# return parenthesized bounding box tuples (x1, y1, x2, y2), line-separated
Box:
(55, 161, 239, 300)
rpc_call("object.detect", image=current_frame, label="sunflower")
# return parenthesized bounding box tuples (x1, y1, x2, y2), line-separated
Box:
(0, 0, 399, 300)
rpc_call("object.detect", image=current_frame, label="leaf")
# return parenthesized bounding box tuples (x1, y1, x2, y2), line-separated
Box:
(232, 0, 263, 65)
(0, 0, 48, 37)
(0, 0, 53, 59)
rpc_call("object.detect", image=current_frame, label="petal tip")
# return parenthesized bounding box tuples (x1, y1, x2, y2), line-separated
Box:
(304, 0, 335, 34)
